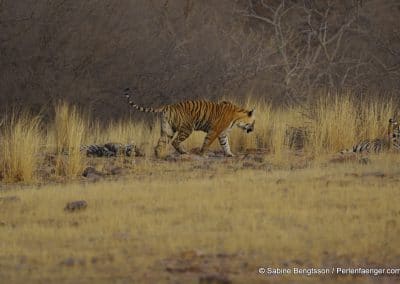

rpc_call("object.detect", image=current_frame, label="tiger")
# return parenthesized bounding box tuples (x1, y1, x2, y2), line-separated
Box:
(123, 88, 255, 158)
(80, 143, 143, 157)
(340, 118, 400, 154)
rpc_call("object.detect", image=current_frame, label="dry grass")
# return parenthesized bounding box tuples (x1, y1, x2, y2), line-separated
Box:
(1, 154, 400, 283)
(50, 102, 88, 177)
(0, 113, 42, 182)
(1, 95, 400, 283)
(0, 95, 398, 183)
(308, 95, 395, 155)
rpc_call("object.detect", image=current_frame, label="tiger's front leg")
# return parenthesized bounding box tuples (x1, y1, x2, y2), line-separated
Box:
(218, 133, 234, 157)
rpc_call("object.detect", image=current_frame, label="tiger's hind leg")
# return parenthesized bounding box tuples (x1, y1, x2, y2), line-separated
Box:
(155, 117, 175, 158)
(155, 134, 174, 158)
(199, 130, 220, 156)
(171, 128, 192, 154)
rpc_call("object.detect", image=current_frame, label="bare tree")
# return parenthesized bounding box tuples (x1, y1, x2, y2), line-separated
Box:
(0, 0, 399, 118)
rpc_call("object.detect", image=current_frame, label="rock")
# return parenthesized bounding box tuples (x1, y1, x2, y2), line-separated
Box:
(82, 167, 98, 177)
(199, 274, 231, 284)
(64, 200, 88, 212)
(82, 167, 103, 181)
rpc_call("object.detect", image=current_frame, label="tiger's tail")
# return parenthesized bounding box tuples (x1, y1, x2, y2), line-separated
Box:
(123, 88, 163, 113)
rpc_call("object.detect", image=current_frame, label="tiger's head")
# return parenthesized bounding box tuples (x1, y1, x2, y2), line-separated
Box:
(236, 109, 256, 133)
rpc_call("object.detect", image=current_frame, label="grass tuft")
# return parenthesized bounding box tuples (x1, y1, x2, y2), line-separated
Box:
(0, 94, 398, 183)
(51, 102, 87, 177)
(0, 113, 42, 182)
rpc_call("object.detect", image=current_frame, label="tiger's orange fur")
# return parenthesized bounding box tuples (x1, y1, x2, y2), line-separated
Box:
(123, 88, 255, 157)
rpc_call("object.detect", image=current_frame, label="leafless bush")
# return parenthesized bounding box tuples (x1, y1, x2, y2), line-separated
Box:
(1, 0, 399, 120)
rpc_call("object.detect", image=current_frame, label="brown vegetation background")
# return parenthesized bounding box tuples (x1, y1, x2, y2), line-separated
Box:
(1, 0, 400, 120)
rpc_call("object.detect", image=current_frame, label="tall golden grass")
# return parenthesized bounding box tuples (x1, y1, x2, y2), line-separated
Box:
(0, 113, 42, 182)
(51, 102, 87, 177)
(0, 95, 397, 183)
(308, 95, 395, 155)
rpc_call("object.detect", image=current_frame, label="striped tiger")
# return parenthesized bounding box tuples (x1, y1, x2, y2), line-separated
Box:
(123, 88, 255, 157)
(80, 143, 142, 157)
(340, 118, 400, 154)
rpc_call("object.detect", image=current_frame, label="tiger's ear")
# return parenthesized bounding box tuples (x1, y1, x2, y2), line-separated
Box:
(248, 108, 255, 117)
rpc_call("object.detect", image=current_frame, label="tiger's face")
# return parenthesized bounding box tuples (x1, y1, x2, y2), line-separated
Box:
(236, 109, 256, 133)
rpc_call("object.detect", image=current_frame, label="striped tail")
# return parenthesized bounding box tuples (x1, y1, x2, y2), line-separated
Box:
(123, 88, 162, 113)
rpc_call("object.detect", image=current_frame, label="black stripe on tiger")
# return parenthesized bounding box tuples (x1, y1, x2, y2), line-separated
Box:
(340, 118, 400, 154)
(123, 88, 162, 113)
(122, 88, 256, 158)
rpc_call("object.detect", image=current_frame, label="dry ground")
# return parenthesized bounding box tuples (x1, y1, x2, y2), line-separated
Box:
(1, 152, 400, 284)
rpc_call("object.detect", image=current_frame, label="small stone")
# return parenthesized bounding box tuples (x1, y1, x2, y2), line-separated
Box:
(64, 200, 88, 212)
(82, 167, 104, 181)
(82, 167, 98, 177)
